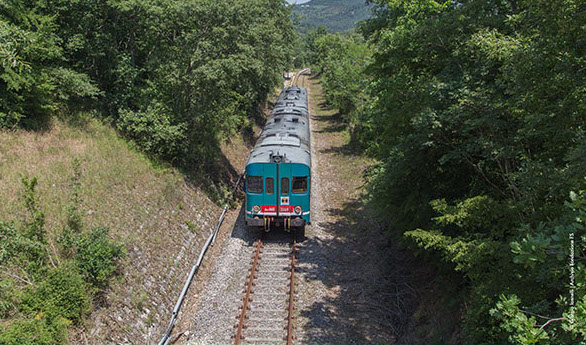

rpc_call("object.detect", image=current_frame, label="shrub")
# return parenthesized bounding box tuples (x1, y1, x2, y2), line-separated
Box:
(117, 105, 186, 159)
(75, 227, 125, 290)
(20, 177, 45, 244)
(0, 316, 69, 345)
(0, 221, 46, 278)
(21, 263, 90, 324)
(0, 278, 20, 318)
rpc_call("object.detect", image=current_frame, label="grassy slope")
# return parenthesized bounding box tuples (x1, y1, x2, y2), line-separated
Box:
(0, 115, 251, 343)
(293, 0, 372, 33)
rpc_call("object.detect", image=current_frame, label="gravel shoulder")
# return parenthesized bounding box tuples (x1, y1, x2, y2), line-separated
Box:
(182, 75, 404, 345)
(293, 76, 398, 344)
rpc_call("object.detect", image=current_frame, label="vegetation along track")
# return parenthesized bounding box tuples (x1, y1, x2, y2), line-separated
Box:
(233, 231, 298, 345)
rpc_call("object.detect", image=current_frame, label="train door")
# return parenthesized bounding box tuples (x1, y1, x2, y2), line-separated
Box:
(277, 163, 291, 215)
(262, 164, 277, 214)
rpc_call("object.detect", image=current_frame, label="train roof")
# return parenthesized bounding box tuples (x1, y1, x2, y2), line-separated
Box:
(260, 116, 310, 147)
(279, 86, 307, 99)
(272, 106, 309, 117)
(247, 112, 311, 167)
(274, 86, 308, 110)
(274, 100, 307, 110)
(247, 145, 311, 167)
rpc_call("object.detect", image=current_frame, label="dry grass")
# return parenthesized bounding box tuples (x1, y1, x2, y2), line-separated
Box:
(0, 115, 240, 344)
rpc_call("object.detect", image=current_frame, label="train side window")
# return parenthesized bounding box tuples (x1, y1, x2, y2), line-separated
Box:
(266, 177, 274, 195)
(292, 177, 308, 193)
(247, 176, 263, 193)
(281, 177, 289, 195)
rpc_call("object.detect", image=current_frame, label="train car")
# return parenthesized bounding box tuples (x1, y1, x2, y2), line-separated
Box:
(245, 86, 311, 235)
(273, 85, 307, 111)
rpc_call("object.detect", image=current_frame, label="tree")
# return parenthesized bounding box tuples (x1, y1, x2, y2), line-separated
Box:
(311, 0, 585, 341)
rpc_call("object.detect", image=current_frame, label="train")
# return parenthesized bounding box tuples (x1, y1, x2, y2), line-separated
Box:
(244, 85, 311, 236)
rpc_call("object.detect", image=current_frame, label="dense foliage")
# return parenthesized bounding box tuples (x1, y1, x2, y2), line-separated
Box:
(1, 0, 293, 167)
(302, 29, 372, 118)
(308, 0, 585, 342)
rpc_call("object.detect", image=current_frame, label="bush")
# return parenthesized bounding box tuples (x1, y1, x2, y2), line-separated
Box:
(0, 278, 20, 319)
(21, 263, 90, 324)
(1, 173, 126, 344)
(74, 227, 125, 290)
(0, 316, 69, 345)
(117, 106, 186, 159)
(0, 221, 46, 278)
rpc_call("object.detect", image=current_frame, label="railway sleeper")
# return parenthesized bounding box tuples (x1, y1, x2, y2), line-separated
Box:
(249, 294, 289, 304)
(251, 283, 289, 290)
(255, 272, 290, 279)
(258, 263, 291, 268)
(256, 270, 290, 275)
(251, 307, 289, 315)
(248, 317, 288, 323)
(244, 326, 285, 333)
(240, 337, 284, 344)
(261, 251, 292, 256)
(255, 276, 288, 281)
(250, 302, 287, 310)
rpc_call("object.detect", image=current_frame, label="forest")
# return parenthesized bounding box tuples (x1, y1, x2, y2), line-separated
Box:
(1, 0, 293, 166)
(302, 0, 585, 343)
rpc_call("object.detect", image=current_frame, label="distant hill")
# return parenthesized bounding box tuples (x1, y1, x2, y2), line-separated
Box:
(292, 0, 372, 33)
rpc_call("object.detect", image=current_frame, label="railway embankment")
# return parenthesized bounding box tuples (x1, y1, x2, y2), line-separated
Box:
(0, 115, 258, 344)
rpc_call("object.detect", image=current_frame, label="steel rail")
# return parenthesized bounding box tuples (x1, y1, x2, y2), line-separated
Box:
(234, 236, 263, 344)
(286, 236, 297, 345)
(233, 233, 297, 345)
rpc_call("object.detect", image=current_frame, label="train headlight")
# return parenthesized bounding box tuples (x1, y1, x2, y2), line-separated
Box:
(252, 205, 261, 213)
(294, 206, 302, 214)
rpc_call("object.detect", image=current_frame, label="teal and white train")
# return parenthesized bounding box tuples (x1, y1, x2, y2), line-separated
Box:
(244, 86, 311, 236)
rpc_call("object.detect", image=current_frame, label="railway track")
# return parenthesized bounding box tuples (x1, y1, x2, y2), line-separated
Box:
(233, 231, 298, 345)
(289, 68, 309, 88)
(233, 69, 308, 345)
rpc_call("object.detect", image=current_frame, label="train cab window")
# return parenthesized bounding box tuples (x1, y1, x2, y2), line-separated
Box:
(281, 177, 289, 195)
(292, 177, 308, 193)
(247, 176, 263, 193)
(266, 177, 274, 195)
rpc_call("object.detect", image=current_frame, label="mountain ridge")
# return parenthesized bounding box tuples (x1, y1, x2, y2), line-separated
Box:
(292, 0, 372, 33)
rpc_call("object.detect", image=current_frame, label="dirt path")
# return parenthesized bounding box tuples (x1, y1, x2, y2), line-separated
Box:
(293, 76, 398, 344)
(181, 75, 403, 344)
